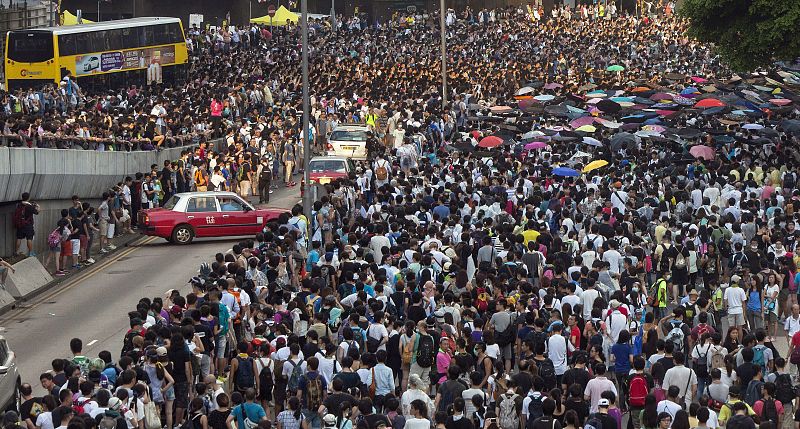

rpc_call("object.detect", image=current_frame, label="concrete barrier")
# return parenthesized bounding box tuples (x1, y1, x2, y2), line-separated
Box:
(4, 148, 35, 202)
(4, 256, 53, 299)
(0, 289, 16, 313)
(0, 148, 10, 203)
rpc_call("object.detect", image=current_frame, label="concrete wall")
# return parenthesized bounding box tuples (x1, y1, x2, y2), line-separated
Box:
(0, 139, 221, 256)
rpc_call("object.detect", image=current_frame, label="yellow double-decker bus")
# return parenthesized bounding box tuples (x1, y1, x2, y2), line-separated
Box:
(4, 17, 188, 91)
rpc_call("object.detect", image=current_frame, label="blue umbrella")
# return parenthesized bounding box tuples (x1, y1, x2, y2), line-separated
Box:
(552, 167, 580, 177)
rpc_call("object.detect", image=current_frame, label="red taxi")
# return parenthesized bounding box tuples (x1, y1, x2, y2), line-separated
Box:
(308, 155, 354, 185)
(138, 192, 285, 244)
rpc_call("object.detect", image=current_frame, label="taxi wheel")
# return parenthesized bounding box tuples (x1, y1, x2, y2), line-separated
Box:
(171, 224, 194, 244)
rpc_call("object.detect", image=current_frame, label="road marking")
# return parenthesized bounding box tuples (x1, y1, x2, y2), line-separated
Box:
(0, 235, 157, 323)
(86, 339, 98, 347)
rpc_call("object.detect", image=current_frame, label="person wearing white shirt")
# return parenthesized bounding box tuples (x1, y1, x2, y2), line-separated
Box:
(661, 353, 697, 409)
(581, 283, 601, 320)
(656, 386, 684, 420)
(723, 278, 747, 332)
(605, 303, 629, 343)
(548, 324, 572, 377)
(366, 316, 389, 352)
(785, 305, 800, 338)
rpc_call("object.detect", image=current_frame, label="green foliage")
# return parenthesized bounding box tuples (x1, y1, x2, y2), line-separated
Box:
(679, 0, 800, 71)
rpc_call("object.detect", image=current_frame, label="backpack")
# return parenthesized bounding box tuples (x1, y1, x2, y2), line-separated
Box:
(628, 374, 648, 407)
(526, 394, 544, 429)
(692, 344, 710, 379)
(745, 379, 764, 406)
(258, 358, 274, 396)
(48, 228, 62, 248)
(366, 325, 381, 353)
(402, 334, 415, 365)
(13, 203, 29, 229)
(784, 171, 796, 190)
(674, 246, 687, 269)
(752, 345, 768, 373)
(305, 373, 324, 412)
(235, 357, 255, 389)
(498, 393, 520, 429)
(725, 414, 753, 429)
(376, 162, 389, 181)
(774, 373, 799, 406)
(536, 358, 557, 390)
(286, 360, 304, 392)
(416, 334, 435, 368)
(351, 327, 367, 351)
(73, 398, 89, 415)
(476, 287, 489, 312)
(791, 342, 800, 365)
(709, 346, 726, 372)
(707, 397, 726, 412)
(758, 399, 779, 424)
(584, 413, 604, 429)
(666, 321, 686, 353)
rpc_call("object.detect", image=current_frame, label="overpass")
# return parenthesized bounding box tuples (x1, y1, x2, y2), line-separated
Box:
(0, 142, 221, 256)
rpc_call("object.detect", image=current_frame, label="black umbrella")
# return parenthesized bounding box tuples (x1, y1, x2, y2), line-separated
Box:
(596, 99, 622, 114)
(610, 132, 636, 152)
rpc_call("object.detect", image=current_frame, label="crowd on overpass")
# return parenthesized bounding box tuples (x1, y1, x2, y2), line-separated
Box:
(6, 4, 800, 429)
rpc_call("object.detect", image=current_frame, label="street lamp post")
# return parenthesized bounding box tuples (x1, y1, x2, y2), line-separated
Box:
(439, 0, 447, 109)
(301, 0, 311, 221)
(97, 0, 100, 21)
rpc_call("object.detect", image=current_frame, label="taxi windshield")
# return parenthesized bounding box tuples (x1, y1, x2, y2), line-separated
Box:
(309, 160, 346, 173)
(329, 130, 368, 141)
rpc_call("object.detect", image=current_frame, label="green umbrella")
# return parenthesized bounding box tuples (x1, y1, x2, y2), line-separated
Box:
(607, 65, 625, 72)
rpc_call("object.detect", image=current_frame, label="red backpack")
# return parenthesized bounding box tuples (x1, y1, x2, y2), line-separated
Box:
(476, 287, 489, 312)
(628, 374, 648, 407)
(12, 203, 29, 229)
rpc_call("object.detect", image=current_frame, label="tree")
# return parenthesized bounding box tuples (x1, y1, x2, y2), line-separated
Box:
(680, 0, 800, 71)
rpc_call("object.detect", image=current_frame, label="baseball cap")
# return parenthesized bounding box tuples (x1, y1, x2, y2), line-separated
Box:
(730, 274, 741, 283)
(598, 398, 610, 407)
(323, 414, 337, 427)
(156, 346, 168, 357)
(689, 289, 699, 296)
(170, 305, 183, 316)
(108, 397, 122, 411)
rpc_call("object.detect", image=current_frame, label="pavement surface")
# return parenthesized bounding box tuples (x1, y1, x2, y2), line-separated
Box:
(0, 183, 300, 394)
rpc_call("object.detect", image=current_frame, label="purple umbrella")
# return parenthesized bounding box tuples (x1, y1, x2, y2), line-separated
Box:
(525, 142, 549, 150)
(570, 117, 595, 129)
(543, 82, 564, 90)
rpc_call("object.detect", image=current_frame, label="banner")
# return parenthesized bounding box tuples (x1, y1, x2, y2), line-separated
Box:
(75, 45, 176, 76)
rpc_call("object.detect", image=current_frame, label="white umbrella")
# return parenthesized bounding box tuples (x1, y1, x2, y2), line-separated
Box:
(522, 130, 546, 139)
(742, 123, 764, 130)
(516, 87, 535, 96)
(582, 136, 602, 147)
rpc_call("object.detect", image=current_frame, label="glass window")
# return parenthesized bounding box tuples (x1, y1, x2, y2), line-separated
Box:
(140, 25, 154, 46)
(75, 33, 92, 54)
(121, 27, 138, 50)
(309, 160, 346, 173)
(163, 195, 180, 210)
(218, 197, 245, 212)
(187, 197, 217, 213)
(329, 130, 369, 141)
(7, 31, 54, 63)
(0, 341, 8, 365)
(58, 34, 77, 56)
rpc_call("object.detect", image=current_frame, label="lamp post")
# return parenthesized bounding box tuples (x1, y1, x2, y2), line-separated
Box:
(96, 0, 100, 21)
(439, 0, 447, 109)
(301, 0, 311, 221)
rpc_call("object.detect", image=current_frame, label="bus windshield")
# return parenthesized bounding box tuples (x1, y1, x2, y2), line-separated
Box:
(7, 32, 54, 63)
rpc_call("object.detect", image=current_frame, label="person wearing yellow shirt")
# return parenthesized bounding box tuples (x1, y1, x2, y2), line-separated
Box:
(717, 385, 756, 426)
(521, 221, 540, 246)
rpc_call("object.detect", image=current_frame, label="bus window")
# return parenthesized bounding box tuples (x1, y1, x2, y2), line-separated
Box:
(58, 34, 77, 56)
(7, 31, 54, 63)
(121, 27, 138, 50)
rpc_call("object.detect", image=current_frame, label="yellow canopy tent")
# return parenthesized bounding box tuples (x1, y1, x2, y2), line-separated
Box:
(250, 5, 298, 25)
(61, 10, 94, 25)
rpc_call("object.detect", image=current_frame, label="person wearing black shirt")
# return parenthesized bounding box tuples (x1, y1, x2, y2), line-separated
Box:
(445, 398, 474, 429)
(407, 294, 427, 323)
(593, 399, 618, 429)
(531, 398, 563, 429)
(561, 355, 591, 392)
(160, 160, 174, 205)
(332, 356, 362, 391)
(735, 347, 757, 390)
(359, 398, 390, 429)
(324, 378, 356, 415)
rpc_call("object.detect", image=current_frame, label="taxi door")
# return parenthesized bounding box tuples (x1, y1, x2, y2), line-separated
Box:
(216, 195, 260, 235)
(185, 196, 221, 237)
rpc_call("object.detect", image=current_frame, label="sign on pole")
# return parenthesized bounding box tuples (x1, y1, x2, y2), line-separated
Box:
(189, 13, 204, 28)
(267, 4, 276, 16)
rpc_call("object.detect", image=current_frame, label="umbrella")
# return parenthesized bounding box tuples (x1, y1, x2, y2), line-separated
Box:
(518, 98, 538, 110)
(583, 160, 609, 173)
(610, 132, 637, 152)
(571, 151, 593, 160)
(543, 82, 563, 90)
(681, 87, 700, 95)
(570, 117, 595, 128)
(478, 136, 503, 148)
(694, 98, 725, 108)
(586, 90, 608, 98)
(552, 167, 580, 177)
(525, 142, 548, 150)
(742, 123, 764, 130)
(490, 105, 513, 113)
(595, 118, 623, 129)
(691, 76, 709, 83)
(664, 72, 687, 80)
(689, 145, 715, 160)
(576, 125, 597, 133)
(522, 130, 546, 139)
(650, 92, 674, 101)
(582, 136, 603, 146)
(534, 94, 556, 102)
(578, 83, 598, 92)
(515, 87, 535, 96)
(596, 99, 622, 113)
(770, 98, 792, 106)
(642, 125, 666, 133)
(607, 65, 625, 72)
(631, 86, 651, 93)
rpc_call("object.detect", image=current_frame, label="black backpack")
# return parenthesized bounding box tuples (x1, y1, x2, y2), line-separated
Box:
(416, 334, 435, 368)
(759, 399, 779, 425)
(235, 357, 255, 389)
(258, 358, 274, 396)
(525, 395, 544, 429)
(774, 374, 799, 406)
(495, 316, 517, 347)
(536, 359, 557, 390)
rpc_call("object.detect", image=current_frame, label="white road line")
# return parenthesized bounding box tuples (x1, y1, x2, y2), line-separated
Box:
(86, 339, 98, 347)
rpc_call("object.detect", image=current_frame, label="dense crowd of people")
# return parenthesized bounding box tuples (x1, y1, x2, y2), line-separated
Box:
(7, 5, 800, 429)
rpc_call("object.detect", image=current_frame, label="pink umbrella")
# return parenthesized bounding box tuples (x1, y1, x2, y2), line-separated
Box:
(770, 98, 792, 106)
(689, 145, 715, 160)
(570, 117, 595, 128)
(691, 76, 708, 83)
(525, 142, 548, 150)
(543, 82, 564, 90)
(490, 105, 513, 113)
(650, 92, 674, 101)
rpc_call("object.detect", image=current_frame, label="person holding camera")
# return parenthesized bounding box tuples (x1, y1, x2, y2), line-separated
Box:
(12, 192, 39, 257)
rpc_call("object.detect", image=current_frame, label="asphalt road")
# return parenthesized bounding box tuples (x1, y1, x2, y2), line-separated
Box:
(0, 184, 300, 394)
